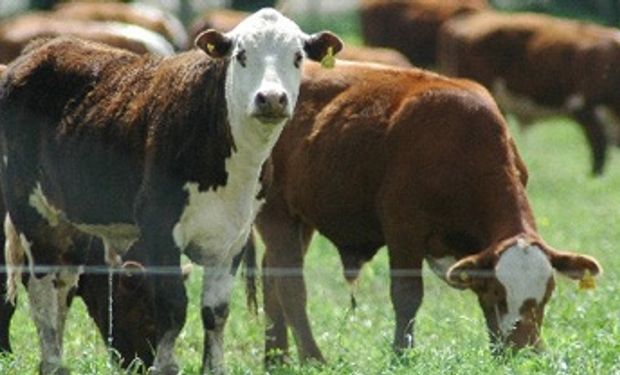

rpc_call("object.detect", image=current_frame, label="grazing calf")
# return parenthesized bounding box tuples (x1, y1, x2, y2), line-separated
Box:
(0, 13, 175, 63)
(255, 61, 601, 364)
(438, 11, 620, 175)
(0, 8, 341, 374)
(52, 1, 189, 50)
(360, 0, 488, 67)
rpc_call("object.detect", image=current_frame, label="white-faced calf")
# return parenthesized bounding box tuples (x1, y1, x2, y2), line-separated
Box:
(0, 8, 341, 374)
(254, 60, 601, 365)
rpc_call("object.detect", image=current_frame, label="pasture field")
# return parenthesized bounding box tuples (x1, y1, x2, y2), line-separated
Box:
(0, 116, 618, 375)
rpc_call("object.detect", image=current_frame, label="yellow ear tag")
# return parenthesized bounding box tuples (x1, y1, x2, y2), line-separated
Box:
(459, 271, 469, 283)
(579, 269, 596, 290)
(321, 46, 335, 69)
(207, 43, 215, 54)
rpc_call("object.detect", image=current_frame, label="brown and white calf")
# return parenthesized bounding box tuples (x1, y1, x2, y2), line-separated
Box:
(0, 13, 176, 63)
(0, 9, 341, 374)
(438, 11, 620, 175)
(360, 0, 488, 67)
(254, 60, 601, 364)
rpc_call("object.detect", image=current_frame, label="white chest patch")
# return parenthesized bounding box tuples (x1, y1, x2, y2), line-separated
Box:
(495, 242, 552, 335)
(172, 154, 265, 266)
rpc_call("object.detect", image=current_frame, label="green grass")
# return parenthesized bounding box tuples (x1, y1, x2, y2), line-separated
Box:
(1, 116, 619, 374)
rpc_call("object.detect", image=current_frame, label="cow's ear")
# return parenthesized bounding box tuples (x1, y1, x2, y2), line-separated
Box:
(446, 254, 489, 289)
(195, 29, 233, 58)
(548, 249, 602, 280)
(303, 31, 343, 62)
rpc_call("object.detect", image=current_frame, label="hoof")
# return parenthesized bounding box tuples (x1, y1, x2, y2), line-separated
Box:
(39, 362, 70, 375)
(149, 363, 180, 375)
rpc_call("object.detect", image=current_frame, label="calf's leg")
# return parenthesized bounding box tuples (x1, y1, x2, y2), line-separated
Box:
(0, 247, 16, 353)
(200, 248, 243, 375)
(385, 233, 424, 354)
(259, 217, 323, 364)
(573, 107, 608, 175)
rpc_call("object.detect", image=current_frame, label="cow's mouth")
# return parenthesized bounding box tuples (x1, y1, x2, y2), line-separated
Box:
(252, 112, 289, 124)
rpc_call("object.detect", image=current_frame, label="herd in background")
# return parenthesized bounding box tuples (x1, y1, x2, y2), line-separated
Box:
(0, 0, 610, 374)
(360, 0, 620, 175)
(6, 0, 619, 176)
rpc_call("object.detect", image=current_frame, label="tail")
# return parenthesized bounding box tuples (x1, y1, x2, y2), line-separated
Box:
(4, 214, 25, 305)
(242, 231, 258, 315)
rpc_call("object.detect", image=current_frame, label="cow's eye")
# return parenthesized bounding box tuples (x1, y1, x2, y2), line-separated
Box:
(236, 49, 247, 67)
(294, 51, 303, 68)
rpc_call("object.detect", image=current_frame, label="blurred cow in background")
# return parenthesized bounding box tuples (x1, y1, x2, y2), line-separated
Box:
(438, 11, 620, 175)
(52, 2, 189, 50)
(360, 0, 488, 67)
(0, 13, 175, 63)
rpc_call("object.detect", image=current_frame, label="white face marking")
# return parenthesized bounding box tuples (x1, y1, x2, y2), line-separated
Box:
(495, 241, 552, 335)
(29, 182, 62, 226)
(426, 256, 457, 281)
(225, 9, 306, 133)
(104, 22, 175, 56)
(2, 155, 7, 167)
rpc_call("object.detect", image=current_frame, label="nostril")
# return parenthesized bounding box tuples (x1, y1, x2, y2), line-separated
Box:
(278, 93, 288, 108)
(256, 92, 267, 106)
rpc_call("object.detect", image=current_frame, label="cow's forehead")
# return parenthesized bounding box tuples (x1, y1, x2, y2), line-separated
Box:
(229, 9, 305, 51)
(495, 241, 553, 334)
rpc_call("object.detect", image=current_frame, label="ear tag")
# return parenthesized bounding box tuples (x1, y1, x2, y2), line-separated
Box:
(459, 271, 469, 283)
(207, 43, 215, 54)
(321, 46, 335, 69)
(579, 269, 596, 290)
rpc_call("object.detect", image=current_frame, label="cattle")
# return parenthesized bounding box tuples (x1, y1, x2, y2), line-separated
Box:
(0, 8, 342, 374)
(190, 9, 412, 68)
(52, 1, 189, 50)
(360, 0, 488, 67)
(0, 13, 175, 63)
(253, 60, 602, 365)
(438, 11, 620, 175)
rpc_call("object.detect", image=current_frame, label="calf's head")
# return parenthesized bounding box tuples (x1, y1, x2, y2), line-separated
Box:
(195, 8, 342, 128)
(445, 237, 601, 353)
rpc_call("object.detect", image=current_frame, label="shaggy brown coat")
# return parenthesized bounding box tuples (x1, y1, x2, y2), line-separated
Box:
(254, 60, 600, 364)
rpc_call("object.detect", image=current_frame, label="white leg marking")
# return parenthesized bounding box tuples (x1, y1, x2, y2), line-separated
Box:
(152, 330, 179, 374)
(202, 262, 236, 375)
(495, 241, 552, 335)
(4, 214, 25, 304)
(28, 270, 79, 374)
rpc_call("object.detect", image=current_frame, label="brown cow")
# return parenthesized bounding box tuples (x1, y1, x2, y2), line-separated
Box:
(254, 60, 601, 365)
(438, 11, 620, 175)
(360, 0, 488, 67)
(0, 13, 175, 63)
